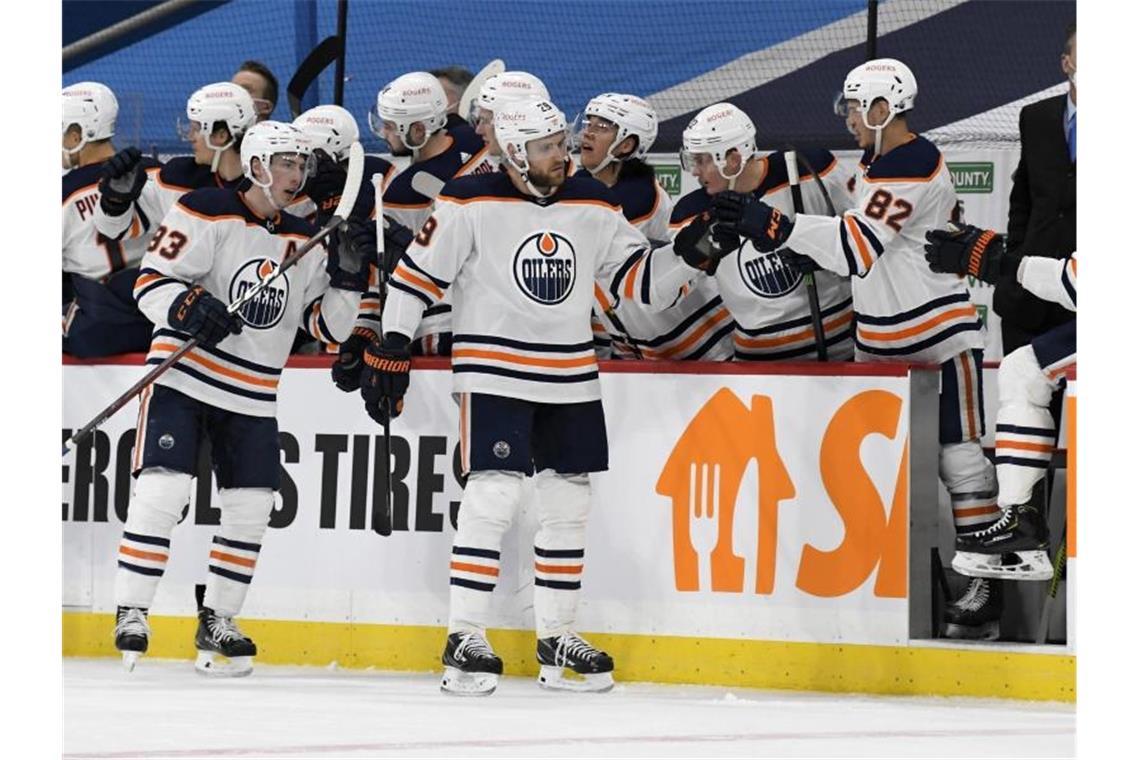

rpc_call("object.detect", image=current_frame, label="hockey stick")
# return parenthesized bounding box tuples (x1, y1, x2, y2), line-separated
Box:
(64, 142, 366, 458)
(1035, 522, 1067, 644)
(783, 150, 828, 361)
(372, 170, 393, 537)
(458, 59, 505, 122)
(286, 35, 344, 119)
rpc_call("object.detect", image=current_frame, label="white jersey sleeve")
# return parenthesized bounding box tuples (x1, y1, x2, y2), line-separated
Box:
(1018, 255, 1076, 312)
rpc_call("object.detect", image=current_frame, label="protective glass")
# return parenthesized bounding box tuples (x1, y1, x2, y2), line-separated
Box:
(570, 112, 617, 151)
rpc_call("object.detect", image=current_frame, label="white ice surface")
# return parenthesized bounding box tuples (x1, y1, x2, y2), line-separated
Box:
(64, 658, 1074, 759)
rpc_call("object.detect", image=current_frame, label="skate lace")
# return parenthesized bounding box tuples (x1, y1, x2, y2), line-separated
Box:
(456, 632, 494, 659)
(207, 615, 247, 644)
(553, 633, 599, 667)
(956, 578, 990, 611)
(974, 507, 1017, 537)
(117, 608, 149, 636)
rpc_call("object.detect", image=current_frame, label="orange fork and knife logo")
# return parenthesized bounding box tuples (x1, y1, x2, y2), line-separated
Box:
(655, 388, 908, 599)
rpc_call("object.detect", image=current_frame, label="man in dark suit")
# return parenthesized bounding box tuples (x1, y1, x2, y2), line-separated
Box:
(995, 22, 1076, 353)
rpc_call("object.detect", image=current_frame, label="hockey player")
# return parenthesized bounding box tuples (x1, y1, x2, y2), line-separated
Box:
(575, 93, 733, 360)
(710, 59, 1003, 638)
(358, 98, 717, 694)
(62, 81, 159, 356)
(111, 121, 369, 675)
(466, 71, 550, 172)
(672, 103, 854, 361)
(232, 60, 278, 121)
(95, 82, 258, 252)
(925, 223, 1075, 582)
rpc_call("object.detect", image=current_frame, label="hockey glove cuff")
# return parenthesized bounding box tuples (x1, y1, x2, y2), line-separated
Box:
(99, 147, 147, 217)
(167, 285, 243, 347)
(360, 332, 412, 425)
(331, 327, 377, 393)
(711, 191, 792, 252)
(327, 218, 375, 292)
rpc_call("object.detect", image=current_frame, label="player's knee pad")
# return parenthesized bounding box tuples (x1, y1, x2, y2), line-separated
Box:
(534, 470, 591, 533)
(999, 345, 1056, 409)
(218, 488, 275, 544)
(938, 440, 995, 495)
(126, 467, 194, 533)
(458, 470, 526, 535)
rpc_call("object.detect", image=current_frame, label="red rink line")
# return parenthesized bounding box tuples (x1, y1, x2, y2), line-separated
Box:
(64, 726, 1072, 759)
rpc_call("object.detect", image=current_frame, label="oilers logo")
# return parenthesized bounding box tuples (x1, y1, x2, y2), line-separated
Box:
(736, 242, 803, 298)
(229, 258, 289, 329)
(512, 231, 576, 305)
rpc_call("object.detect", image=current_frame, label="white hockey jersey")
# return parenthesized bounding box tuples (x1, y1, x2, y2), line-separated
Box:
(382, 172, 701, 403)
(671, 149, 855, 361)
(63, 158, 161, 280)
(1019, 255, 1076, 312)
(133, 188, 359, 417)
(587, 165, 734, 361)
(784, 135, 982, 364)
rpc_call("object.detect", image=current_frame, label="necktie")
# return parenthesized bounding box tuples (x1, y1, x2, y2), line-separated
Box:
(1067, 112, 1076, 162)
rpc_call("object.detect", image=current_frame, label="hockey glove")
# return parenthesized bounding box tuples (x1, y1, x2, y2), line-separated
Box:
(777, 248, 822, 274)
(360, 333, 412, 425)
(331, 327, 377, 393)
(167, 285, 243, 347)
(305, 149, 347, 215)
(673, 211, 734, 275)
(924, 223, 1016, 286)
(382, 215, 415, 274)
(327, 218, 375, 292)
(711, 191, 793, 252)
(99, 147, 147, 217)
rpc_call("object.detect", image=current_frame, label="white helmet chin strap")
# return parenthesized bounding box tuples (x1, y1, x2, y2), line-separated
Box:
(250, 161, 285, 211)
(402, 123, 433, 163)
(860, 105, 896, 157)
(509, 149, 557, 199)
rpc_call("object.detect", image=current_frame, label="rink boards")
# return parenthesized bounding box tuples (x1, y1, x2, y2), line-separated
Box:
(62, 357, 1075, 701)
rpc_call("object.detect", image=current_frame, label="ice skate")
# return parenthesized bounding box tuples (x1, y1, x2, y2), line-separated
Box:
(952, 503, 1052, 581)
(194, 607, 256, 677)
(537, 632, 614, 692)
(440, 631, 503, 696)
(114, 606, 150, 672)
(943, 577, 1002, 640)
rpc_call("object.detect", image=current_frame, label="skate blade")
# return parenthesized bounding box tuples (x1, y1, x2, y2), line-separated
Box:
(953, 550, 1052, 581)
(121, 651, 142, 672)
(537, 665, 614, 693)
(440, 666, 497, 696)
(943, 621, 1000, 641)
(194, 651, 253, 678)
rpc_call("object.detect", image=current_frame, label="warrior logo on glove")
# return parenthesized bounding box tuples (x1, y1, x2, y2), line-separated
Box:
(229, 258, 289, 328)
(512, 231, 577, 305)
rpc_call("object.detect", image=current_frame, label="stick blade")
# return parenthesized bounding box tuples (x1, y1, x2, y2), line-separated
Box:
(458, 59, 505, 121)
(331, 141, 366, 222)
(410, 171, 446, 201)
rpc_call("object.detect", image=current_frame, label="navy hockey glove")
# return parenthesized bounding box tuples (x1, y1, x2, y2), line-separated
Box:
(924, 223, 1015, 286)
(382, 216, 415, 274)
(167, 285, 243, 347)
(331, 327, 376, 393)
(777, 248, 822, 274)
(99, 147, 147, 217)
(673, 211, 735, 275)
(327, 218, 375, 292)
(360, 333, 411, 425)
(711, 191, 792, 252)
(305, 149, 347, 215)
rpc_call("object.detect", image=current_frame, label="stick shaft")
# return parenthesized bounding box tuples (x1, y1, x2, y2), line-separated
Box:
(783, 150, 828, 362)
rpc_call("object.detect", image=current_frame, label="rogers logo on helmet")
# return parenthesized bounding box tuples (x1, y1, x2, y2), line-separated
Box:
(205, 92, 233, 98)
(865, 64, 897, 72)
(707, 109, 735, 122)
(502, 81, 530, 89)
(402, 87, 431, 96)
(305, 117, 335, 124)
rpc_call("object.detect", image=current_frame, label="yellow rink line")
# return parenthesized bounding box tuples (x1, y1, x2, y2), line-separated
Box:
(63, 612, 1074, 702)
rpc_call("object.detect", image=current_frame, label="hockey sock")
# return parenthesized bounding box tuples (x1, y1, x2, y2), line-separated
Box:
(114, 468, 193, 609)
(995, 346, 1058, 508)
(533, 471, 590, 639)
(940, 441, 999, 533)
(204, 488, 274, 616)
(448, 470, 524, 634)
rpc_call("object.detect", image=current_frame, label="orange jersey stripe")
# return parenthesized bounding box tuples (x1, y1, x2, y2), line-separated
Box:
(209, 550, 257, 568)
(645, 308, 733, 359)
(150, 342, 280, 389)
(995, 439, 1054, 453)
(735, 311, 852, 350)
(450, 561, 499, 577)
(623, 255, 645, 300)
(953, 505, 999, 518)
(119, 545, 167, 563)
(393, 265, 445, 300)
(857, 306, 977, 343)
(534, 562, 584, 574)
(134, 272, 165, 290)
(452, 348, 596, 369)
(959, 353, 977, 440)
(844, 216, 874, 271)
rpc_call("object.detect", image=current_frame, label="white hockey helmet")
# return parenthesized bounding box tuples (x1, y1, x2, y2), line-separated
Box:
(294, 104, 359, 162)
(370, 71, 448, 154)
(495, 98, 569, 197)
(240, 120, 316, 194)
(680, 103, 756, 183)
(470, 70, 549, 123)
(574, 92, 658, 175)
(183, 82, 258, 171)
(840, 58, 917, 128)
(62, 81, 118, 157)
